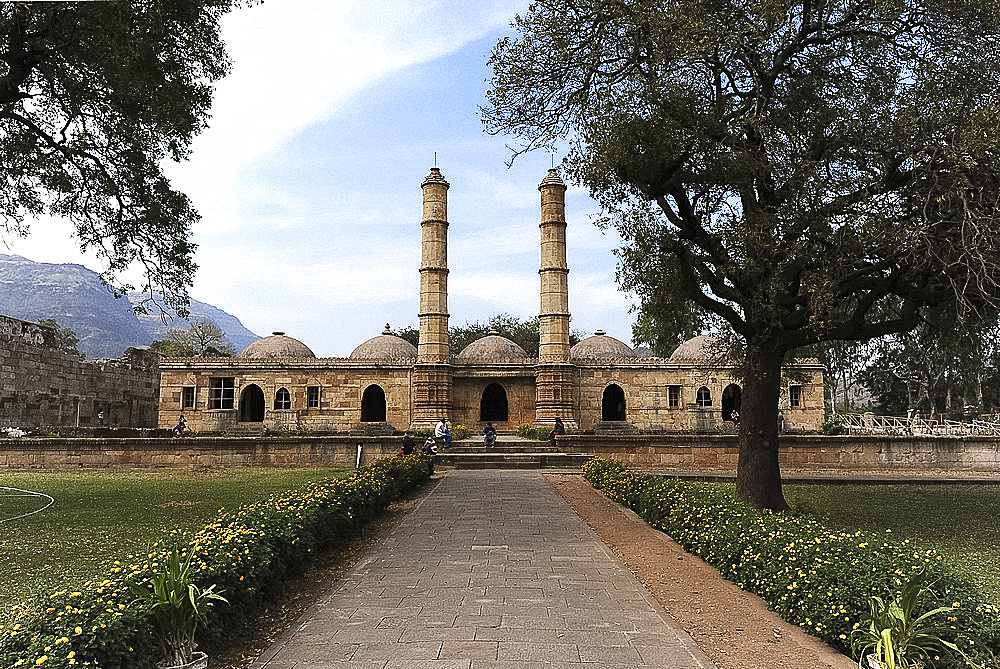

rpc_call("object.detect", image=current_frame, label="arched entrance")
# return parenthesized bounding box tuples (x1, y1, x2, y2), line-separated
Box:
(240, 384, 265, 422)
(722, 384, 742, 422)
(480, 383, 509, 422)
(602, 384, 626, 421)
(361, 385, 387, 422)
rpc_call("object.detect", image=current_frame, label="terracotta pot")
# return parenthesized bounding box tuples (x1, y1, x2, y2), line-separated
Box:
(160, 651, 208, 669)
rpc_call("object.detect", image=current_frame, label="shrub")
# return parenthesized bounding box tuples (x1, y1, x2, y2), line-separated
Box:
(451, 424, 470, 440)
(582, 458, 999, 669)
(821, 414, 847, 435)
(0, 455, 434, 669)
(516, 424, 545, 440)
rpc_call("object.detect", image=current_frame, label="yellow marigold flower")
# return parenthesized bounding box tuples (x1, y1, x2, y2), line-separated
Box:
(35, 656, 47, 665)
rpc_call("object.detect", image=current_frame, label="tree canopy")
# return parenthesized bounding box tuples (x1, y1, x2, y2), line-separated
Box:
(393, 314, 582, 357)
(485, 0, 1000, 509)
(37, 318, 81, 357)
(1, 1, 249, 314)
(150, 319, 234, 358)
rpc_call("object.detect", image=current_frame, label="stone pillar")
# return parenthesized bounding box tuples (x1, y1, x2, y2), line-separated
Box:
(535, 168, 577, 429)
(411, 167, 452, 430)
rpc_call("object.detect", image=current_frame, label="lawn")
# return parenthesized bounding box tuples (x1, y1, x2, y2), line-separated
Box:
(0, 467, 348, 619)
(784, 483, 1000, 601)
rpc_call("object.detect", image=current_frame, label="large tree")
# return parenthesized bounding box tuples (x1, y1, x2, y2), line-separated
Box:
(1, 1, 248, 313)
(484, 0, 1000, 509)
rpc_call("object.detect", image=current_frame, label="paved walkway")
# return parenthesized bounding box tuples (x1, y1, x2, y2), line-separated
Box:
(253, 470, 716, 668)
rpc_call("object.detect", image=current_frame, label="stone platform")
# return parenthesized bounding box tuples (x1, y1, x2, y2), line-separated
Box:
(252, 470, 716, 668)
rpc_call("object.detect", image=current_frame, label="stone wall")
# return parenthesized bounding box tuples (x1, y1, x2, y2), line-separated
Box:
(158, 361, 413, 433)
(561, 434, 1000, 473)
(0, 435, 402, 470)
(451, 372, 536, 431)
(0, 317, 160, 429)
(3, 434, 999, 473)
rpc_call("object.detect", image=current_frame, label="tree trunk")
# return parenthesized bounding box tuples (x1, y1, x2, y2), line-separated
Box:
(736, 343, 789, 511)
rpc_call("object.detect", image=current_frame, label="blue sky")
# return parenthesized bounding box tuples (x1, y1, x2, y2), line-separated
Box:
(9, 1, 636, 357)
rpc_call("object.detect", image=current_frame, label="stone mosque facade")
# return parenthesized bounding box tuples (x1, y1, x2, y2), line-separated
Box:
(158, 168, 824, 436)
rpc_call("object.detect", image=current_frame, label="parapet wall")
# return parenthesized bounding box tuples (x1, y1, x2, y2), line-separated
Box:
(561, 434, 1000, 473)
(0, 317, 160, 429)
(0, 436, 400, 470)
(1, 434, 999, 473)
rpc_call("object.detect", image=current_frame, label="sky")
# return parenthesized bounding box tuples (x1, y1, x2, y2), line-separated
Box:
(6, 1, 637, 358)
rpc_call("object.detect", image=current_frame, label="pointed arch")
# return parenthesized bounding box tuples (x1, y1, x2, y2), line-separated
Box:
(480, 383, 509, 422)
(361, 384, 387, 422)
(722, 384, 742, 421)
(274, 387, 291, 410)
(696, 386, 712, 407)
(602, 384, 626, 421)
(240, 384, 265, 422)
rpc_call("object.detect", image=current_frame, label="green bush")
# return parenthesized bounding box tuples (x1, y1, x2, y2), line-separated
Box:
(821, 414, 847, 435)
(0, 455, 434, 669)
(516, 424, 545, 440)
(583, 458, 999, 669)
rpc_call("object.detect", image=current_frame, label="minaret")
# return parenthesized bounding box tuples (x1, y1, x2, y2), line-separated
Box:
(535, 168, 577, 428)
(410, 167, 452, 429)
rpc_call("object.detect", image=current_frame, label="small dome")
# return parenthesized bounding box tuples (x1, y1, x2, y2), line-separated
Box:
(240, 332, 316, 360)
(457, 331, 529, 361)
(668, 335, 725, 362)
(570, 330, 635, 360)
(350, 324, 417, 361)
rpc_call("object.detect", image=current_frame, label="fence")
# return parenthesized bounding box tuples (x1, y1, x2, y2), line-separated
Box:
(837, 412, 1000, 437)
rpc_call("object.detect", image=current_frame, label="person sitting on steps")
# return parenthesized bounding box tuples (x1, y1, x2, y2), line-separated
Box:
(483, 422, 497, 448)
(549, 417, 565, 448)
(435, 418, 452, 448)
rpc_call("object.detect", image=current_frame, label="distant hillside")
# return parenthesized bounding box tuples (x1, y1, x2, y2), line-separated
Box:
(0, 254, 259, 359)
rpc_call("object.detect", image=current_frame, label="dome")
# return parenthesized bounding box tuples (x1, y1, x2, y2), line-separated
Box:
(240, 332, 316, 360)
(668, 335, 725, 362)
(457, 331, 529, 361)
(570, 330, 635, 360)
(349, 324, 418, 361)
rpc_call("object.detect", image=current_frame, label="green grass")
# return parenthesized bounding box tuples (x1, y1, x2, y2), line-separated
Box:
(785, 483, 1000, 602)
(0, 468, 348, 618)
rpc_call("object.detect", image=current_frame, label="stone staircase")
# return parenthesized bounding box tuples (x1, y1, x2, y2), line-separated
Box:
(433, 438, 592, 470)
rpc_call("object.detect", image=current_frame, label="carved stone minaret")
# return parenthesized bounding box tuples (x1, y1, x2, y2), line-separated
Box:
(535, 168, 577, 429)
(411, 167, 452, 429)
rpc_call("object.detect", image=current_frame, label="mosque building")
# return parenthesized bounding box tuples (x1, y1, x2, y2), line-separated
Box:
(157, 168, 824, 435)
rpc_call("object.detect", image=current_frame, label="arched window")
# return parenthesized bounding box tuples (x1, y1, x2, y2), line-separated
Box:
(480, 383, 509, 422)
(274, 387, 291, 410)
(602, 384, 626, 421)
(722, 384, 742, 421)
(696, 386, 712, 407)
(361, 385, 387, 422)
(240, 384, 265, 422)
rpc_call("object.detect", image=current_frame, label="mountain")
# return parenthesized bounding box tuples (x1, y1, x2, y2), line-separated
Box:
(0, 254, 259, 359)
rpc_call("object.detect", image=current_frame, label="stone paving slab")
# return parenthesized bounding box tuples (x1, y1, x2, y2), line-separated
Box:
(252, 470, 716, 669)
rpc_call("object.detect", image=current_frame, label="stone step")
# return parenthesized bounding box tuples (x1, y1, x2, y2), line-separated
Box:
(446, 440, 560, 454)
(434, 452, 592, 470)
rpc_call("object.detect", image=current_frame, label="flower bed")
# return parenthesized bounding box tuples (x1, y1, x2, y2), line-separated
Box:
(0, 454, 434, 668)
(583, 458, 999, 668)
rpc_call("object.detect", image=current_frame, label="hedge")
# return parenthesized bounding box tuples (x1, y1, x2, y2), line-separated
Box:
(0, 454, 434, 668)
(583, 457, 999, 669)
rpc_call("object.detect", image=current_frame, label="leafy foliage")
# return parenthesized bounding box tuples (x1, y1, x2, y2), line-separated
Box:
(486, 0, 1000, 509)
(0, 1, 252, 314)
(394, 314, 583, 358)
(583, 458, 999, 668)
(151, 319, 235, 358)
(36, 319, 81, 358)
(0, 455, 434, 668)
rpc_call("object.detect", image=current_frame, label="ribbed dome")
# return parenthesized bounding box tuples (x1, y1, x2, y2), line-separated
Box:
(457, 332, 529, 361)
(668, 335, 724, 362)
(350, 324, 417, 361)
(570, 330, 635, 360)
(240, 332, 316, 360)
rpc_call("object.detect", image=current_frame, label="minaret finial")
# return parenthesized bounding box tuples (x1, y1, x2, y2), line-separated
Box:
(434, 151, 437, 167)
